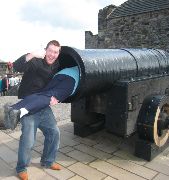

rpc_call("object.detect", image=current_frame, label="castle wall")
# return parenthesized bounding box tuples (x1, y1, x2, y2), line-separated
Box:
(85, 6, 169, 51)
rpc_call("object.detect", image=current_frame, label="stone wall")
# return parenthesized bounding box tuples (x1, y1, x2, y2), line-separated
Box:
(0, 62, 8, 76)
(85, 6, 169, 51)
(85, 31, 98, 49)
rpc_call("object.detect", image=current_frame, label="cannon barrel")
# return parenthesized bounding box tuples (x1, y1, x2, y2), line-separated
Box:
(60, 47, 169, 161)
(60, 47, 169, 100)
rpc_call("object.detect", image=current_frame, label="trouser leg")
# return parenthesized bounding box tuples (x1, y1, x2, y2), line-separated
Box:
(16, 114, 38, 173)
(39, 107, 60, 167)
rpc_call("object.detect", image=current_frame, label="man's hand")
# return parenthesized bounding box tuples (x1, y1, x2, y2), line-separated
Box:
(26, 49, 46, 62)
(50, 96, 59, 106)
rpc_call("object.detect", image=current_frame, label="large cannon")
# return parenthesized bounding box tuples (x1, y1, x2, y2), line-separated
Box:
(59, 46, 169, 161)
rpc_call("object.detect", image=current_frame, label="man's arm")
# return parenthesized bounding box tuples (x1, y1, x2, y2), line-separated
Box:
(13, 54, 29, 72)
(13, 50, 45, 73)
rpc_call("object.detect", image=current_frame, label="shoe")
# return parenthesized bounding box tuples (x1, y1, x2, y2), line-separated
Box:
(4, 103, 20, 130)
(9, 109, 21, 130)
(0, 124, 6, 130)
(41, 162, 61, 170)
(50, 163, 61, 170)
(18, 171, 28, 180)
(0, 121, 6, 130)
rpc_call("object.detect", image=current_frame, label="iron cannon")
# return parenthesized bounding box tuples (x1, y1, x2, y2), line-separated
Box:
(60, 46, 169, 161)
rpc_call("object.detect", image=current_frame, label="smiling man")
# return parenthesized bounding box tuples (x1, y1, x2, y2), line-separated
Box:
(13, 40, 61, 99)
(11, 40, 62, 180)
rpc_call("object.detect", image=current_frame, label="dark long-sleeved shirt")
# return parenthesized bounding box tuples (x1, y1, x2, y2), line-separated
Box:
(13, 54, 60, 99)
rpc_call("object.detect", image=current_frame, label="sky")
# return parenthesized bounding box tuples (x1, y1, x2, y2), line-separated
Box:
(0, 0, 127, 62)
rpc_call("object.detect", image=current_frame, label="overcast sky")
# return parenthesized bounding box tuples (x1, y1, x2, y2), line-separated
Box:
(0, 0, 127, 61)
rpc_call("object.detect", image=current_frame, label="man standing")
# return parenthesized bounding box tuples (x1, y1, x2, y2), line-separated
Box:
(13, 40, 61, 180)
(8, 75, 17, 89)
(0, 76, 2, 96)
(2, 75, 9, 95)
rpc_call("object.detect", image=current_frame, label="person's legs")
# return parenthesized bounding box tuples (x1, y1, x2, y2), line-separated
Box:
(24, 95, 51, 114)
(23, 75, 75, 113)
(11, 74, 74, 113)
(10, 75, 66, 111)
(13, 75, 74, 114)
(3, 75, 75, 130)
(40, 76, 75, 102)
(42, 74, 65, 91)
(3, 94, 50, 130)
(16, 113, 39, 173)
(12, 94, 51, 114)
(38, 107, 60, 167)
(11, 94, 45, 110)
(16, 107, 60, 179)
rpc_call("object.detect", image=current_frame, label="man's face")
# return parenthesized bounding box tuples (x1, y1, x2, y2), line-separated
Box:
(45, 44, 60, 65)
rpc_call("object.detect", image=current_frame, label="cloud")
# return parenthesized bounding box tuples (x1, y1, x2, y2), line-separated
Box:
(0, 0, 127, 61)
(18, 0, 125, 31)
(19, 0, 100, 31)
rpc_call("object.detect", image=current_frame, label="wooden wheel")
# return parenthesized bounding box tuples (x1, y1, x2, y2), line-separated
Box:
(137, 95, 169, 147)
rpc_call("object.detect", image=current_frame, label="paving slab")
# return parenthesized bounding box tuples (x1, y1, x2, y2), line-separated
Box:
(90, 160, 145, 180)
(74, 144, 112, 160)
(68, 162, 107, 180)
(0, 158, 15, 178)
(107, 156, 157, 179)
(0, 144, 18, 163)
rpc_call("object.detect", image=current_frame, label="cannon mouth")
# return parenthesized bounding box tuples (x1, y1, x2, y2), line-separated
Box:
(59, 46, 84, 102)
(59, 46, 84, 69)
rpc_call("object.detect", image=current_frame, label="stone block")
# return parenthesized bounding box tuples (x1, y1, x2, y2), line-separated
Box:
(0, 96, 19, 126)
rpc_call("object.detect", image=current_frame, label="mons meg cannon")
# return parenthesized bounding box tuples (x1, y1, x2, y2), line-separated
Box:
(59, 46, 169, 161)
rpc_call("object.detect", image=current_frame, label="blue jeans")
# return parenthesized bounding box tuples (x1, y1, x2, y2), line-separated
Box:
(16, 106, 60, 173)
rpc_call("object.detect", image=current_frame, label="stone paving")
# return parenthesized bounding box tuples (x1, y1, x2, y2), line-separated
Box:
(0, 102, 169, 180)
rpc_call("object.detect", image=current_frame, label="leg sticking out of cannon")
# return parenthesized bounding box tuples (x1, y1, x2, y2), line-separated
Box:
(135, 95, 169, 161)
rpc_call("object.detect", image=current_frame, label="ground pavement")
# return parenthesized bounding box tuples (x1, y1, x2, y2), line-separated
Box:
(0, 102, 169, 180)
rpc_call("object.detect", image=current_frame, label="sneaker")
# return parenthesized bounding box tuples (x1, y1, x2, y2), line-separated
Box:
(0, 123, 6, 130)
(18, 171, 28, 180)
(4, 103, 20, 130)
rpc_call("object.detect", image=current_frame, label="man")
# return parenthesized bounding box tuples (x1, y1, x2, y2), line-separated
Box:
(12, 40, 62, 180)
(0, 76, 2, 96)
(2, 75, 9, 96)
(8, 75, 17, 89)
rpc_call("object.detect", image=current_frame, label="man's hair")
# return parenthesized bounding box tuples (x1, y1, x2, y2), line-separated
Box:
(45, 40, 61, 49)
